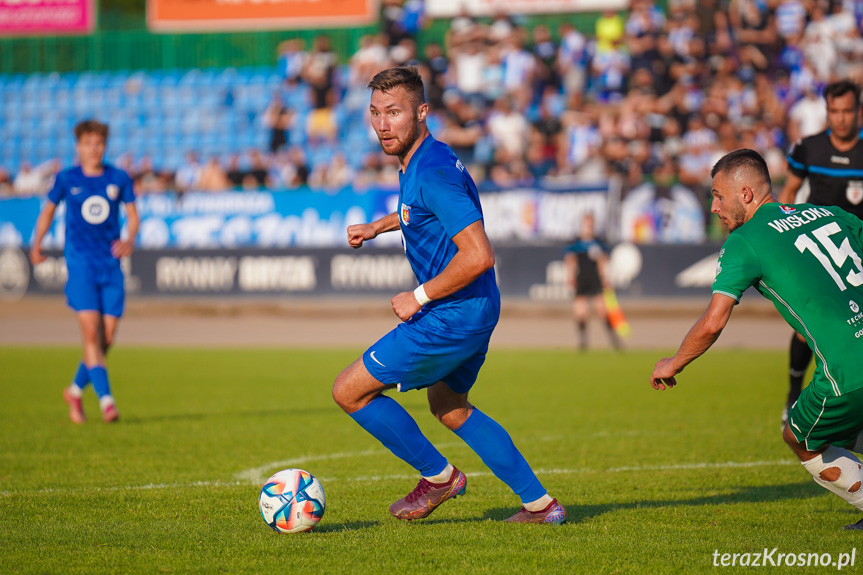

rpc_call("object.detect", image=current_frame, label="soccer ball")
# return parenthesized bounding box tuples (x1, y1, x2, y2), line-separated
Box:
(258, 468, 326, 533)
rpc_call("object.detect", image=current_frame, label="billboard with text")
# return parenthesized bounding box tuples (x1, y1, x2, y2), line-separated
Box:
(0, 184, 615, 251)
(147, 0, 377, 31)
(0, 0, 95, 36)
(425, 0, 627, 18)
(1, 243, 720, 301)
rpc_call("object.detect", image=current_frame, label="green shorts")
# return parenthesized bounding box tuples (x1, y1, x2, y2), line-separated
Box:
(788, 384, 863, 452)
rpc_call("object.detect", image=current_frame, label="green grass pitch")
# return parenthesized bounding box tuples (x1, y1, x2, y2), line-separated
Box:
(1, 347, 859, 574)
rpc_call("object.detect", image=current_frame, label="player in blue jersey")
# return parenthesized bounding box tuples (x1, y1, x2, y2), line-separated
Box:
(332, 67, 566, 524)
(30, 120, 139, 424)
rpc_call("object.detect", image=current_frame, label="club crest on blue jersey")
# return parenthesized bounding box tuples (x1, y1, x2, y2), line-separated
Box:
(779, 205, 796, 215)
(401, 203, 411, 225)
(81, 196, 110, 225)
(106, 184, 119, 200)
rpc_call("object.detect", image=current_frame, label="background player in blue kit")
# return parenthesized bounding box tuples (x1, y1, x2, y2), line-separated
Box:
(332, 67, 566, 524)
(30, 120, 139, 424)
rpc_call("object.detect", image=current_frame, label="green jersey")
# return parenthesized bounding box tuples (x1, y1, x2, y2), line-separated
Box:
(712, 202, 863, 396)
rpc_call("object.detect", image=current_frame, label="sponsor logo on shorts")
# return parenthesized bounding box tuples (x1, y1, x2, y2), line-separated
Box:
(369, 351, 386, 367)
(81, 196, 110, 225)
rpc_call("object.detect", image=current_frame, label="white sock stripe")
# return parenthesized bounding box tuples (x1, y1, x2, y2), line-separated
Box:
(98, 396, 115, 411)
(422, 463, 454, 483)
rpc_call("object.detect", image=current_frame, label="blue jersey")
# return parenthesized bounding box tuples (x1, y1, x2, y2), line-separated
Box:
(47, 164, 135, 267)
(397, 136, 499, 332)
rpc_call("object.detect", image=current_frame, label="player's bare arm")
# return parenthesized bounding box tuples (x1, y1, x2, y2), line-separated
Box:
(391, 220, 494, 321)
(111, 202, 139, 259)
(29, 200, 57, 265)
(347, 212, 400, 249)
(650, 293, 736, 390)
(778, 172, 803, 205)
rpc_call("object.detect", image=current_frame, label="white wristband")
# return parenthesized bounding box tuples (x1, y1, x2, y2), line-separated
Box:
(414, 284, 432, 306)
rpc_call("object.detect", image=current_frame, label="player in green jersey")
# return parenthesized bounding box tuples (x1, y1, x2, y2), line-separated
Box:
(650, 149, 863, 530)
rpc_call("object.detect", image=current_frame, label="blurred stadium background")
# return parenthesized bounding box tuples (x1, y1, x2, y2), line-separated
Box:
(1, 0, 861, 305)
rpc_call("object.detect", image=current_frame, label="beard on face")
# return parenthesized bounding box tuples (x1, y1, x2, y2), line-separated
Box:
(726, 198, 747, 230)
(378, 112, 420, 157)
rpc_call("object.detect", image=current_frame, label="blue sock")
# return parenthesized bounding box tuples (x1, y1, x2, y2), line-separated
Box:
(72, 361, 90, 391)
(87, 366, 112, 400)
(453, 407, 546, 503)
(349, 395, 448, 477)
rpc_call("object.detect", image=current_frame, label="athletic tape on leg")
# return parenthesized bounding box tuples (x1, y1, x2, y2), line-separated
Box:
(801, 446, 863, 511)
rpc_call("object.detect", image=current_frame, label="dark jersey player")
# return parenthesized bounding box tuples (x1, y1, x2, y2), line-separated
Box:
(778, 80, 863, 424)
(563, 213, 621, 350)
(30, 120, 139, 424)
(332, 67, 566, 524)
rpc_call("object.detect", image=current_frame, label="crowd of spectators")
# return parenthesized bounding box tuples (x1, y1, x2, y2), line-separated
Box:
(422, 0, 863, 196)
(3, 0, 863, 202)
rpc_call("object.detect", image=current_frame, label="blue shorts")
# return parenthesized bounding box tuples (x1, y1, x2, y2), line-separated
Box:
(362, 311, 494, 394)
(65, 261, 125, 317)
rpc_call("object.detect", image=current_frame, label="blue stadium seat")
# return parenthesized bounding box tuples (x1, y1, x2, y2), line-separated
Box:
(178, 68, 203, 87)
(159, 72, 179, 87)
(19, 138, 37, 157)
(3, 64, 378, 176)
(74, 72, 96, 89)
(307, 146, 332, 169)
(4, 75, 25, 91)
(214, 68, 238, 87)
(58, 73, 77, 89)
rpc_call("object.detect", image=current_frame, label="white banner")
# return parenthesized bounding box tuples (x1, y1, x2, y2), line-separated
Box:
(425, 0, 628, 18)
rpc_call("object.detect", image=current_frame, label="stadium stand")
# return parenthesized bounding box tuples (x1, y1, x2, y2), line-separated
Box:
(2, 0, 863, 200)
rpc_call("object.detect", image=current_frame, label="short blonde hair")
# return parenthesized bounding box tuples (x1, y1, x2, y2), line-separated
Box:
(367, 66, 425, 109)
